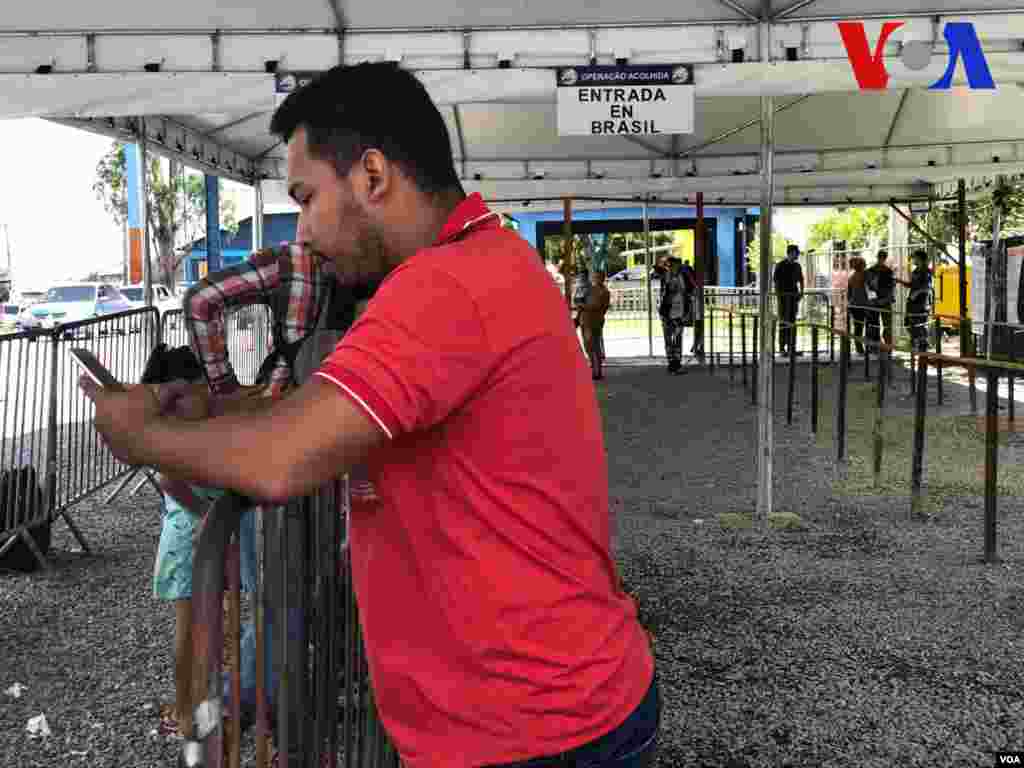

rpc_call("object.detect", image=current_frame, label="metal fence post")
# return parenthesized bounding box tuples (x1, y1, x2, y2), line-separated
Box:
(787, 334, 796, 425)
(708, 307, 715, 373)
(829, 305, 835, 364)
(752, 316, 759, 406)
(836, 334, 849, 464)
(911, 356, 928, 517)
(728, 310, 735, 384)
(741, 314, 748, 390)
(811, 326, 819, 434)
(1009, 341, 1016, 423)
(872, 346, 887, 486)
(44, 330, 60, 524)
(985, 368, 999, 563)
(969, 332, 978, 415)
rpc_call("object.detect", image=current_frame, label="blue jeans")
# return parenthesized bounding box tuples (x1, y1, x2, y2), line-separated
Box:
(485, 674, 661, 768)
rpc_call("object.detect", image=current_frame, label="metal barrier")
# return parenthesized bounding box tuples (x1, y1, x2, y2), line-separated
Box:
(709, 304, 1024, 564)
(0, 329, 61, 566)
(161, 304, 273, 387)
(0, 309, 160, 567)
(0, 299, 402, 765)
(51, 309, 162, 513)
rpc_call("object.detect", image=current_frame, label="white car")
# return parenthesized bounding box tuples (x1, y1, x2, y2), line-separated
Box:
(120, 284, 181, 316)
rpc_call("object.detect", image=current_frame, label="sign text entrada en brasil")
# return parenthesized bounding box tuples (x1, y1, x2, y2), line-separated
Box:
(556, 64, 694, 136)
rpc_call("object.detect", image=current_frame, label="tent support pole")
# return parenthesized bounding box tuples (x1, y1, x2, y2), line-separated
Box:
(756, 95, 775, 526)
(695, 192, 706, 358)
(254, 181, 264, 251)
(645, 200, 653, 357)
(958, 179, 968, 358)
(139, 118, 152, 308)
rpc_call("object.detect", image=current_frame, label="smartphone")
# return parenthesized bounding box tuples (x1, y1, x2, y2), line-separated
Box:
(69, 348, 125, 392)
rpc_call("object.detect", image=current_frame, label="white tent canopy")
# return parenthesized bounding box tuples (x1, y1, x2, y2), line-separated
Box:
(3, 1, 1024, 203)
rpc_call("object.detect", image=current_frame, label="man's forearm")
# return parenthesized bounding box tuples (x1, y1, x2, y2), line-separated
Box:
(141, 413, 283, 501)
(208, 388, 283, 418)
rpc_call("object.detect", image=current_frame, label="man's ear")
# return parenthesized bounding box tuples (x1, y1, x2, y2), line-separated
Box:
(357, 149, 391, 205)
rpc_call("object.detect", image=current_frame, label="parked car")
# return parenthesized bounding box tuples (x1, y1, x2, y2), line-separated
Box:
(24, 282, 134, 336)
(0, 303, 20, 334)
(607, 266, 654, 285)
(120, 283, 181, 315)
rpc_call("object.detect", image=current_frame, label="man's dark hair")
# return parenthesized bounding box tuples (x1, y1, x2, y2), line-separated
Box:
(668, 256, 682, 266)
(270, 62, 462, 195)
(786, 244, 799, 258)
(876, 249, 889, 261)
(912, 249, 928, 263)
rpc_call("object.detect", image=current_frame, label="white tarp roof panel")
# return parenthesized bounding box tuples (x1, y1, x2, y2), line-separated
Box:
(6, 1, 1024, 203)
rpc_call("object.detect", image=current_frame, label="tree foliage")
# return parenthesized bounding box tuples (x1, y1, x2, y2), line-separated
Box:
(543, 231, 674, 277)
(744, 224, 790, 278)
(807, 207, 889, 252)
(915, 182, 1024, 256)
(93, 142, 237, 290)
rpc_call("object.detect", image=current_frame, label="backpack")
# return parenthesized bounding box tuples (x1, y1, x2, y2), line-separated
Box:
(141, 343, 205, 385)
(256, 278, 381, 389)
(0, 466, 50, 572)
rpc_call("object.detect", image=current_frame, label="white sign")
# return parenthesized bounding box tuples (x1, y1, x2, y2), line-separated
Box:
(274, 72, 320, 107)
(556, 64, 695, 136)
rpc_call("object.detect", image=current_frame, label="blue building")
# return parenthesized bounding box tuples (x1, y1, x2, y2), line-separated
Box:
(184, 211, 299, 282)
(513, 204, 760, 288)
(187, 204, 758, 287)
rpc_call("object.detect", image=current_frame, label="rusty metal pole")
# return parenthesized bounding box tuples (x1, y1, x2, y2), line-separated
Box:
(985, 368, 999, 563)
(255, 506, 268, 768)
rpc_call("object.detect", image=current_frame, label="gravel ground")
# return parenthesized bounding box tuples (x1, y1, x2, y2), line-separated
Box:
(3, 358, 1024, 767)
(604, 357, 1024, 768)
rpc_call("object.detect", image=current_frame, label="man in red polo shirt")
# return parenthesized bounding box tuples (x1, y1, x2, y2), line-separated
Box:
(82, 62, 659, 768)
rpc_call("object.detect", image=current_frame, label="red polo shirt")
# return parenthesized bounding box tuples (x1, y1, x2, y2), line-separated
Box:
(314, 194, 653, 768)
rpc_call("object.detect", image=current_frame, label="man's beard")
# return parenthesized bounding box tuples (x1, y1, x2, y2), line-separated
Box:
(334, 209, 390, 297)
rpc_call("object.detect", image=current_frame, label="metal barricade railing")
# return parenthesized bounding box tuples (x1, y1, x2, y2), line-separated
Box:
(0, 329, 59, 566)
(0, 298, 403, 764)
(50, 308, 161, 513)
(161, 304, 274, 387)
(707, 304, 1024, 564)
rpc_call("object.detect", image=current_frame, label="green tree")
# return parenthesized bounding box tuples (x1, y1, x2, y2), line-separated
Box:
(93, 142, 237, 291)
(807, 207, 889, 251)
(744, 223, 789, 280)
